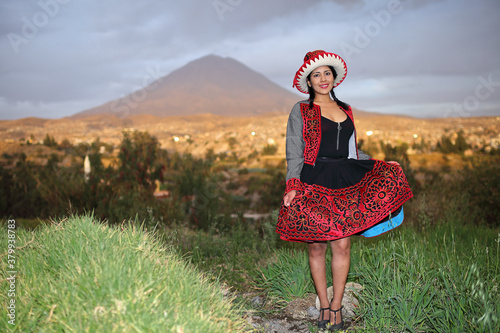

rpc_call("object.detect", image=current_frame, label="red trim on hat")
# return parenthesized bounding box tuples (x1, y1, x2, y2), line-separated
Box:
(293, 50, 347, 94)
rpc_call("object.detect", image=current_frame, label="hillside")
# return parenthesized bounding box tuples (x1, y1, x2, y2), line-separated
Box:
(1, 111, 498, 168)
(72, 54, 302, 118)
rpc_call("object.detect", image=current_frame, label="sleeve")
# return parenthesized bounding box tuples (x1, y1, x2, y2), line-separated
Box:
(285, 103, 305, 193)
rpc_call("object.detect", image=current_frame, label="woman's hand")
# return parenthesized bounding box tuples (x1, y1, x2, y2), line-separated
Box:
(283, 190, 297, 207)
(387, 161, 400, 166)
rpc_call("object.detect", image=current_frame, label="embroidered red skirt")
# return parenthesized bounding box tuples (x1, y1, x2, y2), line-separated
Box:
(276, 159, 413, 242)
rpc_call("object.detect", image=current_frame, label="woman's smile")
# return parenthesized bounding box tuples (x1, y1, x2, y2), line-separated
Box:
(308, 66, 334, 95)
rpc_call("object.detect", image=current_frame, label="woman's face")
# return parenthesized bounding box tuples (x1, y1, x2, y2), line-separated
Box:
(307, 66, 334, 95)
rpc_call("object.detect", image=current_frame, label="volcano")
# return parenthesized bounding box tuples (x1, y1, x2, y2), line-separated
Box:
(72, 54, 301, 118)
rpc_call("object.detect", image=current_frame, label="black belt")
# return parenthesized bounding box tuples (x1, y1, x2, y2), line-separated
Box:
(316, 157, 347, 162)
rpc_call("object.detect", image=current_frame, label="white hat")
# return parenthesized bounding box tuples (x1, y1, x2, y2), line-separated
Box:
(292, 50, 347, 94)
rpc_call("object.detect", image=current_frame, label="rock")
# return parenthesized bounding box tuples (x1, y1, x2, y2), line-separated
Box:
(284, 293, 316, 319)
(315, 282, 364, 320)
(343, 282, 363, 318)
(307, 305, 320, 318)
(257, 317, 311, 333)
(246, 315, 264, 328)
(243, 285, 364, 332)
(251, 296, 264, 307)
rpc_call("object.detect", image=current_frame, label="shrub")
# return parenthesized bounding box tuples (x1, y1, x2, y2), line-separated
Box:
(262, 144, 278, 156)
(454, 156, 500, 227)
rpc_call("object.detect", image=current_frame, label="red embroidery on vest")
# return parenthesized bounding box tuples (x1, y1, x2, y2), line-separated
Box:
(300, 103, 321, 165)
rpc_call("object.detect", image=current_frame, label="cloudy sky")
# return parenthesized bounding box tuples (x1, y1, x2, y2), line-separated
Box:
(1, 0, 499, 120)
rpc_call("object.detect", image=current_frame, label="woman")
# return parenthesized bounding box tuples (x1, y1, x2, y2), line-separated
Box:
(276, 50, 413, 331)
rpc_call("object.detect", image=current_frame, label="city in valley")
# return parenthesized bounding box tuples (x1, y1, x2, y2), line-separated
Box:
(0, 111, 498, 172)
(0, 55, 498, 176)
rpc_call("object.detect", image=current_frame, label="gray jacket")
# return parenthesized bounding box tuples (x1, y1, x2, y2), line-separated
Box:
(286, 100, 371, 183)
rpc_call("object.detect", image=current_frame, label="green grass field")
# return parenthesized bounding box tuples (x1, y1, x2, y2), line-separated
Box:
(0, 215, 247, 332)
(348, 223, 499, 332)
(1, 212, 499, 332)
(170, 216, 500, 332)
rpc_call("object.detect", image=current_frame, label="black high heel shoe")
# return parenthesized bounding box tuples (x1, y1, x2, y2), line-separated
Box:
(318, 307, 330, 329)
(328, 305, 344, 331)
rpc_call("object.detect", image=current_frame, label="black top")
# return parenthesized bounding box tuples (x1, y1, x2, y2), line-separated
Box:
(318, 115, 354, 159)
(300, 114, 374, 190)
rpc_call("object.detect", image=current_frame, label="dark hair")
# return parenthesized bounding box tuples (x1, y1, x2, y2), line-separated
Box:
(307, 66, 349, 111)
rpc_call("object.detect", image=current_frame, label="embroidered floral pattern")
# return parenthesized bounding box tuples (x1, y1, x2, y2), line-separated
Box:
(285, 177, 303, 194)
(300, 103, 358, 163)
(276, 160, 413, 242)
(301, 103, 321, 165)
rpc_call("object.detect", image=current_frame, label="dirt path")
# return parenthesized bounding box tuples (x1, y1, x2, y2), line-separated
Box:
(243, 284, 362, 332)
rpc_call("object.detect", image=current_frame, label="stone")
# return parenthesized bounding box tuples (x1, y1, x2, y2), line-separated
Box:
(315, 282, 364, 319)
(307, 305, 320, 318)
(251, 296, 263, 307)
(284, 293, 316, 319)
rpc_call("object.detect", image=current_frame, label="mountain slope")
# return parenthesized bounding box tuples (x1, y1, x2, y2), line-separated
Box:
(72, 55, 301, 118)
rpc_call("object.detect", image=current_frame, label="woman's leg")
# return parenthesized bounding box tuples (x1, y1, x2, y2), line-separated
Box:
(330, 236, 351, 324)
(308, 242, 329, 320)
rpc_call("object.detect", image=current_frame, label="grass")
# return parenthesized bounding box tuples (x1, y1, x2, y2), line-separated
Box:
(1, 157, 498, 332)
(253, 223, 500, 332)
(5, 214, 496, 332)
(162, 206, 499, 332)
(0, 215, 247, 332)
(163, 211, 298, 292)
(1, 216, 498, 333)
(258, 248, 314, 304)
(351, 223, 500, 332)
(9, 218, 43, 230)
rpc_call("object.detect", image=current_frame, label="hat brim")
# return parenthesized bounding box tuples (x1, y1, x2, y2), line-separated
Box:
(293, 53, 347, 94)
